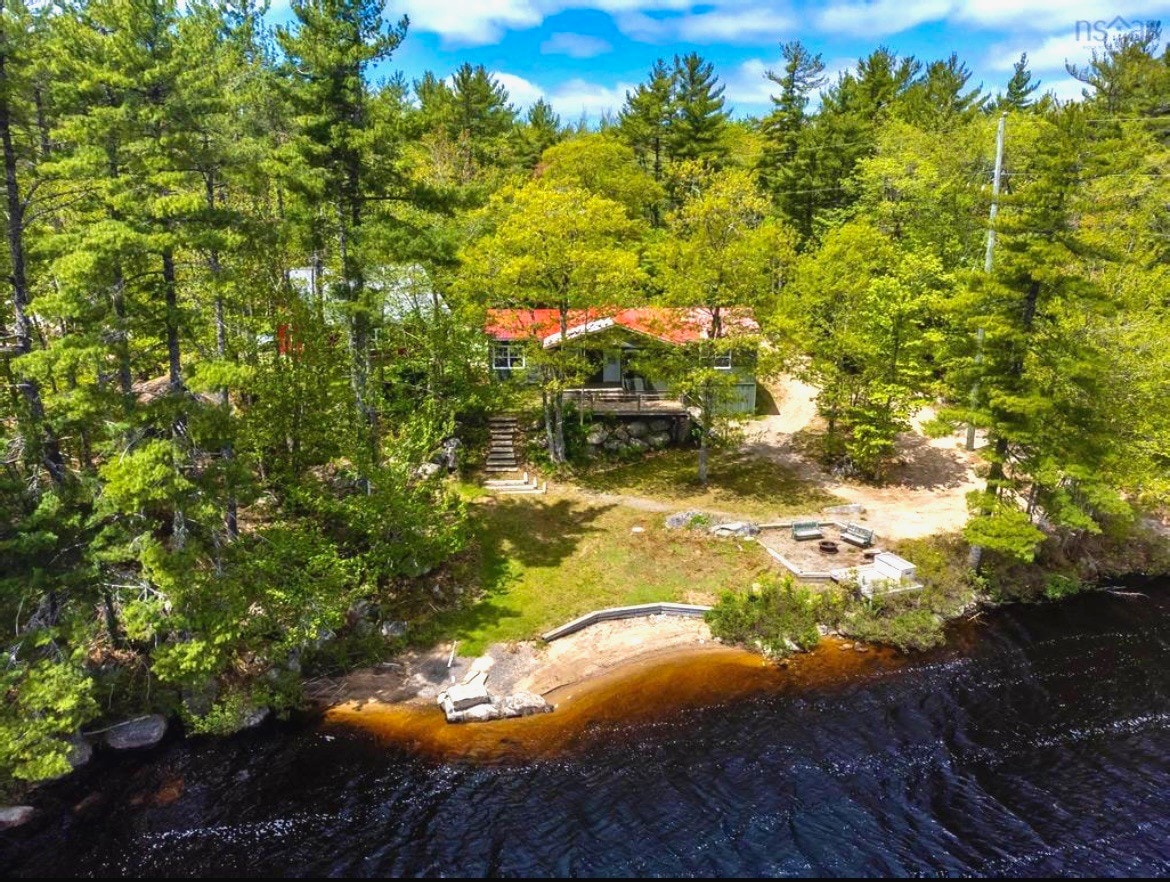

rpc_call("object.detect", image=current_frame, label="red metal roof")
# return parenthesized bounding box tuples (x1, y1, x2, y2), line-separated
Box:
(484, 307, 758, 346)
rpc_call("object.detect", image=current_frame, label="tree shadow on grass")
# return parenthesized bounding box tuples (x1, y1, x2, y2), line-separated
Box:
(421, 497, 616, 647)
(575, 449, 836, 515)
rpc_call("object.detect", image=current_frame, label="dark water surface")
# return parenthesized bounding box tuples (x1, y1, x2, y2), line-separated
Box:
(3, 583, 1169, 877)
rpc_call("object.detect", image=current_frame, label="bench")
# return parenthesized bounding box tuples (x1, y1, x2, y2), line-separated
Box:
(840, 523, 875, 548)
(791, 520, 824, 541)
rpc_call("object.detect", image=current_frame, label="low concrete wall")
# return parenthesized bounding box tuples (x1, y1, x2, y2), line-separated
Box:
(541, 602, 713, 642)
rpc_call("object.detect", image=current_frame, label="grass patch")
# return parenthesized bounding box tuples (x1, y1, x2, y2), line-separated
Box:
(419, 492, 773, 655)
(573, 449, 841, 520)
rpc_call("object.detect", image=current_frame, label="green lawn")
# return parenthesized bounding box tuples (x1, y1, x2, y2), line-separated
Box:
(428, 493, 773, 655)
(573, 448, 842, 520)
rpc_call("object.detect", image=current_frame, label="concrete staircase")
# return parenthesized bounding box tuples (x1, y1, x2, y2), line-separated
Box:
(483, 415, 546, 495)
(485, 415, 520, 473)
(483, 473, 547, 495)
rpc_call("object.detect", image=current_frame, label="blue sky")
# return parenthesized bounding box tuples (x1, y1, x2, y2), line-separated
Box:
(272, 1, 1170, 120)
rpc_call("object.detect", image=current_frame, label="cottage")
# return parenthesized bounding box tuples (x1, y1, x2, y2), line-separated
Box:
(484, 307, 760, 415)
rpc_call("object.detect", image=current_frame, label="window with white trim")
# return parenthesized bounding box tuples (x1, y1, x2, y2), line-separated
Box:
(713, 353, 732, 370)
(492, 341, 526, 371)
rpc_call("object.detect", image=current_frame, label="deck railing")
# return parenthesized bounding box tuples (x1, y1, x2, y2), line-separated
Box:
(563, 387, 683, 412)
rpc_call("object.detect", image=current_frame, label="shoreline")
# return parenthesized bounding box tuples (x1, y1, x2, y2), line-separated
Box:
(321, 623, 913, 762)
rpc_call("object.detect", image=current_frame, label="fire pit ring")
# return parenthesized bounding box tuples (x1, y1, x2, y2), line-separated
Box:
(818, 540, 840, 555)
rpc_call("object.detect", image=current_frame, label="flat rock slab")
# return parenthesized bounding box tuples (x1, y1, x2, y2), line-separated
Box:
(443, 691, 553, 724)
(105, 715, 168, 750)
(0, 806, 36, 830)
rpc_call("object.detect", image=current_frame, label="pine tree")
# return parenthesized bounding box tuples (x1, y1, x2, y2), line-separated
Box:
(514, 98, 561, 169)
(448, 62, 515, 168)
(905, 53, 985, 129)
(0, 0, 65, 485)
(758, 41, 826, 242)
(618, 59, 674, 182)
(276, 0, 408, 477)
(667, 53, 729, 163)
(1000, 53, 1040, 111)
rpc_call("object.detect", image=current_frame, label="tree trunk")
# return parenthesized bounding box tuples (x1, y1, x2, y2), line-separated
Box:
(698, 428, 709, 485)
(548, 305, 571, 464)
(206, 174, 237, 538)
(162, 249, 187, 549)
(0, 16, 65, 485)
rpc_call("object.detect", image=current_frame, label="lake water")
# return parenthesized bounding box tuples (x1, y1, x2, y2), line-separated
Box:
(3, 581, 1168, 876)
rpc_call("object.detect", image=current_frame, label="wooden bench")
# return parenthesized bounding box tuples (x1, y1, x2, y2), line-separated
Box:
(840, 523, 875, 548)
(791, 520, 824, 541)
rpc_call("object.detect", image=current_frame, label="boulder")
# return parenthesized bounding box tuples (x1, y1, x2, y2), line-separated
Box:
(500, 691, 552, 717)
(627, 438, 649, 453)
(105, 715, 168, 750)
(648, 418, 672, 433)
(240, 707, 271, 729)
(665, 509, 708, 530)
(67, 736, 93, 770)
(648, 432, 671, 449)
(380, 620, 408, 639)
(413, 462, 443, 480)
(626, 420, 650, 438)
(457, 703, 502, 723)
(586, 426, 608, 446)
(710, 521, 760, 538)
(439, 680, 491, 713)
(603, 439, 624, 453)
(0, 806, 35, 830)
(612, 426, 630, 441)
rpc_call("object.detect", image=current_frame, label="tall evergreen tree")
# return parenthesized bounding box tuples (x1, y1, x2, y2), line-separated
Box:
(758, 41, 826, 242)
(618, 58, 674, 183)
(667, 53, 728, 163)
(515, 98, 561, 169)
(276, 0, 407, 476)
(1000, 53, 1040, 111)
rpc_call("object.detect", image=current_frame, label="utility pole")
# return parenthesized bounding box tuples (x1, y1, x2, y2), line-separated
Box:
(966, 111, 1007, 451)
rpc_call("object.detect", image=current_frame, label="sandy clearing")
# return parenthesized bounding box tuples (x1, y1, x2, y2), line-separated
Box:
(740, 376, 984, 540)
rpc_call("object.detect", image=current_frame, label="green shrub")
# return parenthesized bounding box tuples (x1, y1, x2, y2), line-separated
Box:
(706, 575, 836, 657)
(841, 606, 945, 652)
(1044, 574, 1086, 600)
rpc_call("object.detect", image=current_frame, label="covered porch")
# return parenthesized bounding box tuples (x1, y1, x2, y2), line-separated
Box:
(567, 344, 685, 415)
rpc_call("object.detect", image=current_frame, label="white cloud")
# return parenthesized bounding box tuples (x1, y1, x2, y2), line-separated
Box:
(493, 72, 547, 108)
(954, 1, 1167, 31)
(814, 0, 1167, 38)
(815, 0, 953, 38)
(616, 5, 796, 43)
(548, 78, 637, 119)
(722, 58, 777, 108)
(540, 32, 613, 57)
(491, 71, 636, 120)
(987, 32, 1097, 74)
(399, 0, 545, 46)
(397, 0, 693, 47)
(721, 54, 858, 113)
